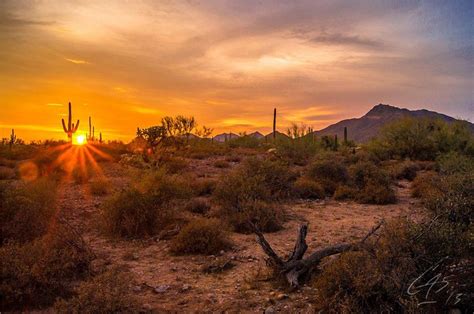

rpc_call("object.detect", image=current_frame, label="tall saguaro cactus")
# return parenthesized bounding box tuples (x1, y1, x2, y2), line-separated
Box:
(344, 127, 348, 144)
(88, 116, 92, 141)
(9, 129, 16, 149)
(99, 132, 103, 143)
(273, 108, 277, 140)
(62, 102, 80, 141)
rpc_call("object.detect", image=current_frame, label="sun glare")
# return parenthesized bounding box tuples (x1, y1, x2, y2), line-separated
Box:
(72, 134, 87, 146)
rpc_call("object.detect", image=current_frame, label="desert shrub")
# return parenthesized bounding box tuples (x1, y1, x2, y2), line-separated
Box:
(171, 218, 231, 255)
(0, 158, 16, 168)
(275, 137, 320, 166)
(215, 157, 294, 206)
(119, 153, 149, 169)
(0, 178, 57, 244)
(436, 152, 474, 175)
(214, 157, 292, 232)
(307, 155, 349, 195)
(225, 155, 242, 163)
(391, 160, 420, 181)
(72, 167, 92, 184)
(292, 177, 325, 199)
(0, 166, 15, 180)
(349, 161, 396, 204)
(214, 160, 231, 168)
(411, 171, 441, 198)
(0, 223, 93, 311)
(54, 269, 139, 313)
(192, 178, 217, 196)
(223, 199, 285, 233)
(185, 197, 211, 214)
(313, 219, 471, 312)
(367, 117, 474, 160)
(101, 171, 191, 238)
(100, 188, 170, 238)
(333, 185, 356, 200)
(88, 178, 110, 196)
(161, 156, 188, 174)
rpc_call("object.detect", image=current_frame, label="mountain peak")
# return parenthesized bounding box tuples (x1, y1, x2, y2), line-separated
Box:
(366, 104, 405, 116)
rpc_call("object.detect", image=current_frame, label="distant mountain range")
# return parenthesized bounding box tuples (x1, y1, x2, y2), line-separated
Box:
(311, 104, 473, 143)
(206, 104, 472, 143)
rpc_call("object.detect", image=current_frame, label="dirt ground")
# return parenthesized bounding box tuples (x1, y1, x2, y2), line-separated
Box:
(56, 159, 427, 313)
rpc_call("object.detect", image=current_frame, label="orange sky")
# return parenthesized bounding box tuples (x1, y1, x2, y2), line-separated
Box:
(1, 1, 472, 142)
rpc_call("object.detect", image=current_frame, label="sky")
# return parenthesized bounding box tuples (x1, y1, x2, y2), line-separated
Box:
(0, 0, 472, 142)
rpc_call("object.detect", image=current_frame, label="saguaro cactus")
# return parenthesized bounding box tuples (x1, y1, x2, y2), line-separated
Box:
(88, 116, 92, 141)
(99, 132, 103, 143)
(334, 134, 338, 150)
(344, 127, 348, 143)
(273, 108, 277, 140)
(9, 129, 16, 149)
(62, 102, 80, 141)
(92, 126, 95, 141)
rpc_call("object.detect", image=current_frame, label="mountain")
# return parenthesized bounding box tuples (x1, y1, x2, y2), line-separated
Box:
(264, 130, 289, 139)
(212, 132, 239, 142)
(312, 104, 473, 143)
(248, 131, 264, 139)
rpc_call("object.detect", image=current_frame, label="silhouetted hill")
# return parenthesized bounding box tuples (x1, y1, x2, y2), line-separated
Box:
(312, 104, 473, 143)
(212, 132, 239, 142)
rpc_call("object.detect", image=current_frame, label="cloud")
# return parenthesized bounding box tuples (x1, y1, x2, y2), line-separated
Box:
(309, 32, 384, 49)
(0, 12, 53, 27)
(65, 58, 89, 64)
(46, 103, 64, 107)
(131, 106, 161, 115)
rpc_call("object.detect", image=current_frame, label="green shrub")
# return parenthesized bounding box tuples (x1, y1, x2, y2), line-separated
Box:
(185, 197, 211, 214)
(171, 218, 231, 255)
(0, 178, 57, 244)
(436, 152, 474, 175)
(292, 177, 325, 199)
(54, 269, 139, 313)
(0, 223, 93, 311)
(367, 117, 474, 160)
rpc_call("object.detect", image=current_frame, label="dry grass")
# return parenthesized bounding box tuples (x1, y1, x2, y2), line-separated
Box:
(0, 166, 16, 180)
(171, 218, 232, 255)
(88, 178, 110, 196)
(184, 197, 211, 214)
(292, 176, 325, 199)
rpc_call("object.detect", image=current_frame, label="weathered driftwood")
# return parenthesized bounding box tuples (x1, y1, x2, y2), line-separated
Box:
(254, 221, 384, 287)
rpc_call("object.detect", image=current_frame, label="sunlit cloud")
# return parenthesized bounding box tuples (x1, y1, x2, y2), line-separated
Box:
(46, 103, 64, 107)
(131, 106, 161, 115)
(65, 58, 89, 64)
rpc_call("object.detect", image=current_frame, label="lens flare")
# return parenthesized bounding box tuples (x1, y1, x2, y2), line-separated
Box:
(73, 134, 87, 146)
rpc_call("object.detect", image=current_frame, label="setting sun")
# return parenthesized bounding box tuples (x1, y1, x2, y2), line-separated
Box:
(72, 134, 87, 146)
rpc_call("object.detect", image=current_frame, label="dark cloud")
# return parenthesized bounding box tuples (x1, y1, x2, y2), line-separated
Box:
(0, 12, 53, 27)
(304, 114, 345, 121)
(309, 32, 384, 49)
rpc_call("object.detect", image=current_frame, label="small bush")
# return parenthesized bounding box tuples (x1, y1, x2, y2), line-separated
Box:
(411, 171, 440, 198)
(0, 223, 93, 310)
(312, 219, 471, 312)
(391, 160, 420, 181)
(54, 269, 140, 313)
(72, 167, 91, 184)
(222, 200, 284, 233)
(0, 166, 15, 180)
(349, 161, 396, 204)
(292, 177, 325, 199)
(89, 178, 110, 196)
(214, 160, 231, 168)
(185, 197, 211, 214)
(192, 178, 217, 196)
(0, 178, 57, 244)
(161, 156, 188, 174)
(333, 185, 356, 200)
(225, 155, 242, 163)
(100, 188, 171, 238)
(307, 156, 348, 195)
(171, 218, 231, 255)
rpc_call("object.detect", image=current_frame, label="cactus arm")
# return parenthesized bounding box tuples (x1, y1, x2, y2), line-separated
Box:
(74, 120, 80, 132)
(62, 119, 68, 133)
(68, 102, 72, 131)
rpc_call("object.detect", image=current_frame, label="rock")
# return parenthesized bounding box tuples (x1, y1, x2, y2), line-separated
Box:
(265, 306, 276, 314)
(132, 285, 142, 293)
(276, 293, 289, 300)
(180, 284, 191, 292)
(154, 285, 170, 293)
(219, 250, 225, 255)
(142, 303, 152, 310)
